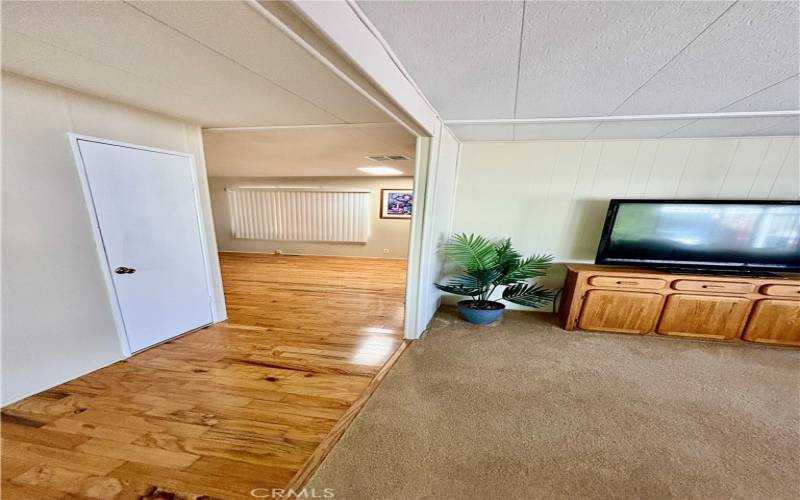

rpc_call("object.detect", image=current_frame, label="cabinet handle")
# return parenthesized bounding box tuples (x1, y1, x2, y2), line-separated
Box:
(701, 284, 724, 289)
(616, 281, 638, 285)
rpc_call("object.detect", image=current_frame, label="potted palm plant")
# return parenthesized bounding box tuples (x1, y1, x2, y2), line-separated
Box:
(435, 234, 555, 324)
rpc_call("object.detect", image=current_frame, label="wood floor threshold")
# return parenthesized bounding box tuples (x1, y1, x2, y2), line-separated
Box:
(281, 340, 411, 497)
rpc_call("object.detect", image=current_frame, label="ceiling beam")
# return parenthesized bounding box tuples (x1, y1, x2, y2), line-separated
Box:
(246, 0, 430, 136)
(444, 110, 800, 125)
(203, 122, 396, 131)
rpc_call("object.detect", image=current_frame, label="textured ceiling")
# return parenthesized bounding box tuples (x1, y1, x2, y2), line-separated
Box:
(358, 0, 800, 141)
(1, 1, 389, 127)
(202, 123, 416, 177)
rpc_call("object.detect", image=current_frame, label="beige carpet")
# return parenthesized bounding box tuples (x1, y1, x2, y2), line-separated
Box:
(306, 308, 800, 499)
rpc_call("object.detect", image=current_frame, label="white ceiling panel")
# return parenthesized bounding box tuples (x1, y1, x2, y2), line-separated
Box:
(587, 119, 695, 140)
(719, 75, 800, 112)
(1, 1, 389, 127)
(128, 1, 387, 124)
(202, 124, 416, 177)
(359, 0, 799, 141)
(615, 1, 800, 115)
(665, 116, 800, 138)
(2, 30, 208, 126)
(357, 1, 523, 119)
(516, 1, 730, 118)
(3, 30, 331, 128)
(446, 124, 515, 142)
(514, 122, 599, 141)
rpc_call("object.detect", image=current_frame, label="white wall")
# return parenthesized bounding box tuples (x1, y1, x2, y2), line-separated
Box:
(417, 127, 462, 328)
(1, 73, 225, 404)
(449, 136, 800, 309)
(208, 176, 412, 258)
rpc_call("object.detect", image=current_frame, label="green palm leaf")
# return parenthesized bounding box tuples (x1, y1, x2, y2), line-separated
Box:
(442, 233, 496, 271)
(435, 273, 481, 294)
(492, 238, 522, 270)
(501, 283, 555, 308)
(434, 282, 482, 297)
(499, 254, 554, 284)
(434, 269, 498, 296)
(436, 233, 554, 308)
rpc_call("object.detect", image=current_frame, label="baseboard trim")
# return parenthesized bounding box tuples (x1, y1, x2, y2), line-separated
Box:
(218, 250, 409, 261)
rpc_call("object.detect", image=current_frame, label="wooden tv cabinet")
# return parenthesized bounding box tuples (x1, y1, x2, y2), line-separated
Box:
(559, 264, 800, 347)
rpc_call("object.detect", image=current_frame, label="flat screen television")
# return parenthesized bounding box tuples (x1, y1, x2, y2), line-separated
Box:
(595, 200, 800, 275)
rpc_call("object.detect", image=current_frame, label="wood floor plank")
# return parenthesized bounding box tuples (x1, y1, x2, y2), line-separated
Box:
(68, 409, 211, 438)
(187, 456, 295, 488)
(1, 422, 90, 450)
(1, 253, 407, 498)
(43, 418, 145, 444)
(108, 462, 258, 500)
(75, 438, 200, 469)
(2, 478, 69, 500)
(10, 465, 124, 499)
(1, 439, 125, 475)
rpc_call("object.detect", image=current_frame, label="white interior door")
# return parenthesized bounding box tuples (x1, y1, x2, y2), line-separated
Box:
(76, 139, 213, 352)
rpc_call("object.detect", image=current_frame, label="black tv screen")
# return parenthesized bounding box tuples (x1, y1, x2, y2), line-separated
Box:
(595, 200, 800, 272)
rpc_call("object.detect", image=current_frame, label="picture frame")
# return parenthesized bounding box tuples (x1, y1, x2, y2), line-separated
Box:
(380, 189, 413, 219)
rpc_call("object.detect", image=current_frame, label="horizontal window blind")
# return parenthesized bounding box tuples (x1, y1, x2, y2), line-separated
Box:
(226, 188, 370, 242)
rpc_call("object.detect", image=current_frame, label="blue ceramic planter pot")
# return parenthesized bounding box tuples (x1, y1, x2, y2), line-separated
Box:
(457, 300, 505, 325)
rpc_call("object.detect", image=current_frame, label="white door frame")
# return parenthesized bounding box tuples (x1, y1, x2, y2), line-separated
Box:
(67, 133, 220, 356)
(402, 136, 430, 339)
(250, 1, 453, 339)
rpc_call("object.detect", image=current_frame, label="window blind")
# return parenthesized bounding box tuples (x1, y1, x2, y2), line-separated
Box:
(226, 188, 370, 242)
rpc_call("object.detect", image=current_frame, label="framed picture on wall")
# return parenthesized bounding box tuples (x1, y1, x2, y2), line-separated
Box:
(380, 189, 413, 219)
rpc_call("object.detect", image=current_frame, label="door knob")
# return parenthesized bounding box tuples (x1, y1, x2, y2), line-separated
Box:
(114, 267, 136, 274)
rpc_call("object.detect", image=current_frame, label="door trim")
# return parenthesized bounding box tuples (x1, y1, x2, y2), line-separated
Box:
(67, 133, 219, 356)
(251, 1, 449, 339)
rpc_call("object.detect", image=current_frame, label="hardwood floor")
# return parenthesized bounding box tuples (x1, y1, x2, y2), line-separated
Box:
(2, 253, 408, 499)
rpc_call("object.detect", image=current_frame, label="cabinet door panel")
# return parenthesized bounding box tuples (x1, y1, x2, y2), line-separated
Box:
(578, 290, 662, 334)
(657, 294, 751, 339)
(743, 300, 800, 346)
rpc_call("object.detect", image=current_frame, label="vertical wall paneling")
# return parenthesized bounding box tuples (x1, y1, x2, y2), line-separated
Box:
(455, 136, 800, 265)
(452, 135, 799, 310)
(718, 138, 771, 198)
(643, 139, 694, 197)
(535, 141, 584, 255)
(525, 141, 560, 247)
(562, 141, 605, 259)
(591, 141, 640, 197)
(677, 138, 739, 197)
(626, 140, 659, 196)
(749, 138, 795, 198)
(769, 138, 799, 199)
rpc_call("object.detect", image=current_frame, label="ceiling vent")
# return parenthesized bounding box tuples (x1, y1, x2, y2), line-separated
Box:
(365, 154, 412, 162)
